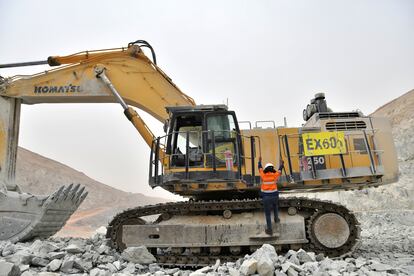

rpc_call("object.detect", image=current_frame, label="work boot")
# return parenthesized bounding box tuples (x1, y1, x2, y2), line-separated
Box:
(265, 228, 273, 236)
(274, 217, 280, 223)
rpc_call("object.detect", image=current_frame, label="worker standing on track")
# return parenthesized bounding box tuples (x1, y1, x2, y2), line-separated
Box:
(258, 157, 284, 235)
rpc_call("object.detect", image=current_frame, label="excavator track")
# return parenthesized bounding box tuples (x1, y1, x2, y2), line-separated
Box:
(107, 197, 360, 267)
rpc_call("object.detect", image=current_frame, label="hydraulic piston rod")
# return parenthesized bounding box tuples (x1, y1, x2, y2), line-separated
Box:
(94, 66, 164, 160)
(0, 60, 49, 69)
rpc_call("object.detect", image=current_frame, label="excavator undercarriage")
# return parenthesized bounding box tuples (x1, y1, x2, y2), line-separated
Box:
(107, 197, 360, 267)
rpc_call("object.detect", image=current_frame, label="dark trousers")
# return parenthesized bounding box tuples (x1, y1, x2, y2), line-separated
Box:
(261, 191, 279, 231)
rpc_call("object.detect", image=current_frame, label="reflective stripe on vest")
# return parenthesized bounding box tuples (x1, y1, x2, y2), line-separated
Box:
(261, 182, 277, 192)
(260, 170, 280, 192)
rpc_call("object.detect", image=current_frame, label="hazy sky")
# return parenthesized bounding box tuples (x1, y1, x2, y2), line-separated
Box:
(1, 0, 413, 199)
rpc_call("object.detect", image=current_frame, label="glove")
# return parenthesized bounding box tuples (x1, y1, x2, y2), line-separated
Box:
(278, 160, 284, 171)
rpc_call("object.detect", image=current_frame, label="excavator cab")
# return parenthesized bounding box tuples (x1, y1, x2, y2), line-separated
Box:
(149, 105, 245, 197)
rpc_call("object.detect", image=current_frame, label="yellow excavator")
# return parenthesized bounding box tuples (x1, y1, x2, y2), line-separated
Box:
(0, 40, 398, 266)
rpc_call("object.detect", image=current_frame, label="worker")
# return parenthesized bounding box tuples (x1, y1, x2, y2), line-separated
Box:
(258, 156, 284, 235)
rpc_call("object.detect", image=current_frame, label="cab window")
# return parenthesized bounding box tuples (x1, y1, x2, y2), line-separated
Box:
(170, 114, 203, 167)
(207, 114, 236, 139)
(206, 114, 237, 165)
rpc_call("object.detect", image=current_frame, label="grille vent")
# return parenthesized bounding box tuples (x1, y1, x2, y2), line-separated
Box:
(325, 121, 367, 130)
(319, 112, 360, 119)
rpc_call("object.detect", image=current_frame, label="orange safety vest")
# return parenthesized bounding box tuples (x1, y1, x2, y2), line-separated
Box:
(259, 168, 281, 192)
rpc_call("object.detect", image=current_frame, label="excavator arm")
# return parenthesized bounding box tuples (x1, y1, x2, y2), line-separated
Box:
(1, 42, 195, 170)
(1, 42, 195, 132)
(0, 41, 195, 242)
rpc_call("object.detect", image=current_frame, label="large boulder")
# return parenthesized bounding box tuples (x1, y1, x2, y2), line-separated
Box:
(121, 246, 156, 264)
(257, 257, 274, 276)
(30, 240, 59, 256)
(4, 251, 33, 266)
(0, 261, 21, 276)
(48, 251, 66, 260)
(60, 256, 75, 273)
(90, 268, 111, 276)
(63, 244, 84, 254)
(250, 244, 278, 263)
(250, 244, 277, 276)
(239, 259, 257, 275)
(47, 259, 62, 272)
(1, 243, 17, 257)
(296, 249, 313, 264)
(31, 256, 50, 267)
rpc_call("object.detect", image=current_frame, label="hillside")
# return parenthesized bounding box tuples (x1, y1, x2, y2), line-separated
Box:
(373, 90, 414, 163)
(16, 148, 168, 237)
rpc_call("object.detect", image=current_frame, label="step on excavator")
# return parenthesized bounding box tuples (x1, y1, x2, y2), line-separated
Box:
(0, 40, 399, 266)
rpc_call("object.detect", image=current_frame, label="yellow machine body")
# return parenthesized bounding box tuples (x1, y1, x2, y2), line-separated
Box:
(0, 41, 399, 259)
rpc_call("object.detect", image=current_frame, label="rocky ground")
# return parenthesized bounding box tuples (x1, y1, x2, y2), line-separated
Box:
(1, 210, 413, 276)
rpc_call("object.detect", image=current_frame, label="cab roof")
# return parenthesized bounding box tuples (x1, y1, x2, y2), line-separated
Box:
(166, 104, 228, 115)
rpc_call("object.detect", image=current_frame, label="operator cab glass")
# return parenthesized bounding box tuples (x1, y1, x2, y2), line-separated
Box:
(169, 114, 203, 167)
(165, 106, 241, 169)
(205, 113, 238, 167)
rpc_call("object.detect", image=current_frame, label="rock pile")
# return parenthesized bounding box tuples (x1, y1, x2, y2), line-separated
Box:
(1, 211, 413, 275)
(191, 243, 413, 276)
(0, 231, 157, 276)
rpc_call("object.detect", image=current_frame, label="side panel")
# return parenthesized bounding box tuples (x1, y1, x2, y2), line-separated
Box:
(241, 128, 299, 176)
(0, 97, 20, 192)
(241, 128, 281, 175)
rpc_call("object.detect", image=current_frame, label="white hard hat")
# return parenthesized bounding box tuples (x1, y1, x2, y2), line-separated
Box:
(264, 163, 274, 170)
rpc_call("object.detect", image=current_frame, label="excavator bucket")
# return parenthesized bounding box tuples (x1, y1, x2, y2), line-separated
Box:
(0, 183, 87, 243)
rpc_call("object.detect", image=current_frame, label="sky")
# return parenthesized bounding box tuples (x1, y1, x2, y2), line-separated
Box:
(1, 0, 413, 200)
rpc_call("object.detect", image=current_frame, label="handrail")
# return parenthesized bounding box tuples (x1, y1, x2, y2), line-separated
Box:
(239, 121, 252, 129)
(255, 120, 276, 129)
(149, 129, 244, 185)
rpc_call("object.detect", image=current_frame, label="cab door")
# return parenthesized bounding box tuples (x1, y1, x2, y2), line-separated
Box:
(204, 112, 242, 169)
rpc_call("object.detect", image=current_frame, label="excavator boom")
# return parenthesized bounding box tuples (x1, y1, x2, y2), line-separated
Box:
(1, 43, 195, 122)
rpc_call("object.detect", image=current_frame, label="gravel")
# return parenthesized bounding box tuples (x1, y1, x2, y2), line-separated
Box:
(0, 210, 412, 275)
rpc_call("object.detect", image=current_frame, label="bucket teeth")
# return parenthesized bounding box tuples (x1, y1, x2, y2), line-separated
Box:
(69, 183, 81, 201)
(61, 183, 74, 201)
(51, 185, 65, 202)
(74, 186, 86, 202)
(1, 184, 88, 243)
(78, 191, 88, 205)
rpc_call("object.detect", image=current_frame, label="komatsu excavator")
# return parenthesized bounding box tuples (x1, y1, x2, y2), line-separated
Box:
(0, 40, 398, 266)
